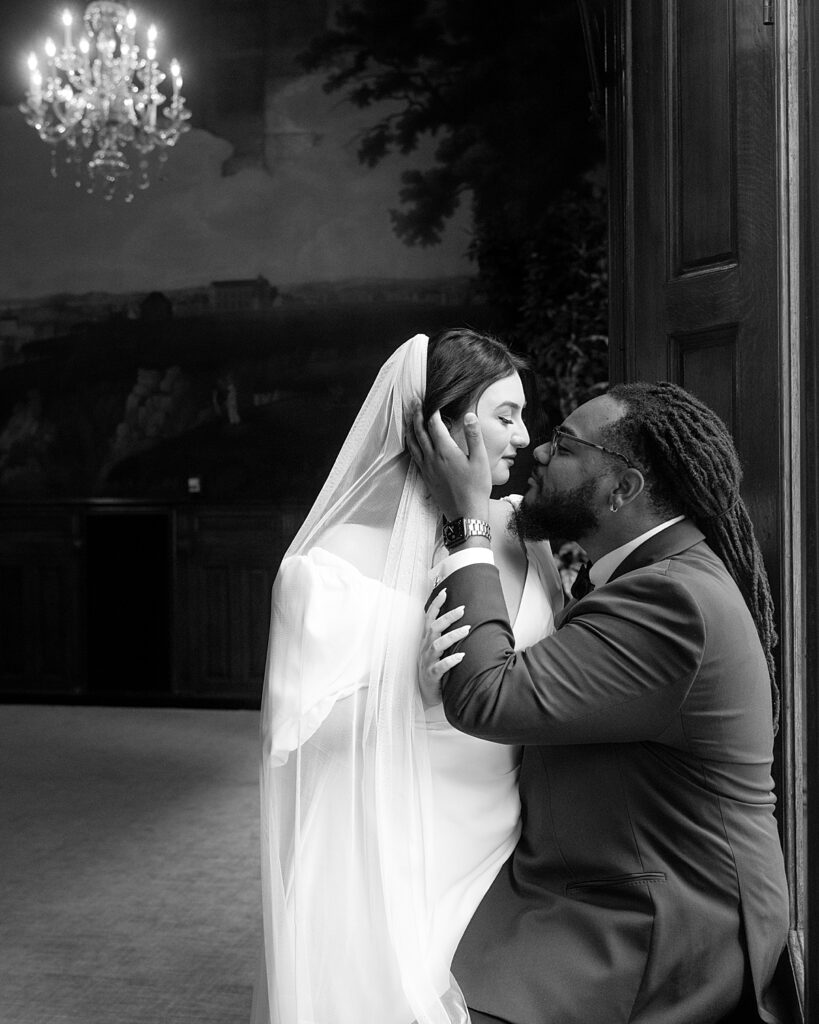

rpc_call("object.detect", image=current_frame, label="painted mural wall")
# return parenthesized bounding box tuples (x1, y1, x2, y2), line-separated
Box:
(0, 1, 489, 501)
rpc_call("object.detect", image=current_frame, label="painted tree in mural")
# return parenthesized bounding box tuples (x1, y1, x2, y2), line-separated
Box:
(302, 0, 608, 423)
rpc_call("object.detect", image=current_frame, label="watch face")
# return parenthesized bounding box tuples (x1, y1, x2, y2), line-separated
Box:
(443, 517, 490, 549)
(443, 518, 466, 547)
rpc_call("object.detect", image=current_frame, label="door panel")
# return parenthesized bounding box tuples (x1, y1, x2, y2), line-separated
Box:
(175, 507, 299, 703)
(0, 509, 82, 694)
(608, 0, 779, 578)
(669, 326, 738, 432)
(671, 0, 737, 272)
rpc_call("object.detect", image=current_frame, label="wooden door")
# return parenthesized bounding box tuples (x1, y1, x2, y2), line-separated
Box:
(604, 0, 803, 1013)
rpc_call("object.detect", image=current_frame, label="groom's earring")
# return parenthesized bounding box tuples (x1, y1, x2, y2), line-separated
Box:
(609, 500, 619, 513)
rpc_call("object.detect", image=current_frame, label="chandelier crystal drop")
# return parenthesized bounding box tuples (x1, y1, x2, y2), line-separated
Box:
(20, 3, 191, 201)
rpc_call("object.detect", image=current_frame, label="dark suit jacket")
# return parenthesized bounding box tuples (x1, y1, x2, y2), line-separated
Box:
(436, 521, 789, 1024)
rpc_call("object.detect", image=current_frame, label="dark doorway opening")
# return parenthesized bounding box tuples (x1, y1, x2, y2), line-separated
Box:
(86, 511, 172, 699)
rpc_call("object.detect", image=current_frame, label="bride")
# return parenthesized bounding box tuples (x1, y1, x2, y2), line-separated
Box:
(251, 330, 563, 1024)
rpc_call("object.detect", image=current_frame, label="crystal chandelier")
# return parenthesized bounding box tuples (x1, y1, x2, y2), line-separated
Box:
(20, 3, 191, 201)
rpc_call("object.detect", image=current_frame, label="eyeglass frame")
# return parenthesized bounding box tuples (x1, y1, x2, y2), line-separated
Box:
(548, 426, 642, 470)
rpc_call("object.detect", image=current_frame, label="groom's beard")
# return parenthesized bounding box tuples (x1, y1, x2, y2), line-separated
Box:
(511, 478, 600, 542)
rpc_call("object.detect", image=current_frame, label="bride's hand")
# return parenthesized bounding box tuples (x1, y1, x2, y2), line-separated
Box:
(418, 589, 470, 709)
(406, 404, 491, 523)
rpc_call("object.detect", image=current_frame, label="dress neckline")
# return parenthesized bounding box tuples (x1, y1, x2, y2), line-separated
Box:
(510, 558, 531, 629)
(500, 495, 529, 627)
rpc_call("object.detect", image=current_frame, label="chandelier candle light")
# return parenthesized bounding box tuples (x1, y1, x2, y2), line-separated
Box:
(20, 2, 191, 200)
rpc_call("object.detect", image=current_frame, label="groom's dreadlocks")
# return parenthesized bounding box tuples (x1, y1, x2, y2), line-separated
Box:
(604, 381, 779, 731)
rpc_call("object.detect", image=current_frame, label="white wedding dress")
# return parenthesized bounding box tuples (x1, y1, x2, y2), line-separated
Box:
(254, 522, 557, 1023)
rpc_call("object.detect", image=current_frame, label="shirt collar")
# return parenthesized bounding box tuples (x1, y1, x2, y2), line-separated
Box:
(588, 516, 686, 588)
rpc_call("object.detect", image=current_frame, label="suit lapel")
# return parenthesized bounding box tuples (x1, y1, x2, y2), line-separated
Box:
(555, 520, 705, 628)
(608, 519, 705, 583)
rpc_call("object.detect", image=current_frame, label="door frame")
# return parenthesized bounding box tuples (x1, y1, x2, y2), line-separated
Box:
(798, 0, 819, 1017)
(775, 0, 807, 1015)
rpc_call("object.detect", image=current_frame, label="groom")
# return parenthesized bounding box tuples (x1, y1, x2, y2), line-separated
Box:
(407, 382, 789, 1024)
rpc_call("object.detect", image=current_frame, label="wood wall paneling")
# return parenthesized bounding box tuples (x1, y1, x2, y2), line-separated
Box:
(0, 502, 305, 704)
(179, 508, 293, 702)
(0, 511, 81, 694)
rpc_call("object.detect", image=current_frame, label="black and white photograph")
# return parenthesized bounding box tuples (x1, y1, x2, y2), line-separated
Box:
(0, 2, 814, 1023)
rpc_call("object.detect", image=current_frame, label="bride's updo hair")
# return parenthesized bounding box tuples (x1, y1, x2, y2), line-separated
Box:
(423, 328, 529, 428)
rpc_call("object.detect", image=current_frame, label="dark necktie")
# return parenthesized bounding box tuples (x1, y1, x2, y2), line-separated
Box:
(571, 561, 595, 600)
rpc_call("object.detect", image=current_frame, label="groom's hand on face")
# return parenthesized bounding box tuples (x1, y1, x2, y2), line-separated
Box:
(406, 402, 492, 522)
(418, 589, 469, 708)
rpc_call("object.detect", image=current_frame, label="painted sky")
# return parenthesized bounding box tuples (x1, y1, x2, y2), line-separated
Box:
(0, 72, 474, 302)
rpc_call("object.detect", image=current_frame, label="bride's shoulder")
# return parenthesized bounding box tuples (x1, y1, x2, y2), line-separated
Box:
(489, 494, 522, 534)
(492, 493, 523, 511)
(488, 497, 523, 567)
(488, 495, 558, 573)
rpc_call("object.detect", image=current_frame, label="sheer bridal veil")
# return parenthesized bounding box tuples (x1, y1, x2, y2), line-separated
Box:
(254, 334, 470, 1024)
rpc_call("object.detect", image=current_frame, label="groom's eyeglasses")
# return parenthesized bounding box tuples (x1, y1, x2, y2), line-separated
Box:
(549, 427, 640, 470)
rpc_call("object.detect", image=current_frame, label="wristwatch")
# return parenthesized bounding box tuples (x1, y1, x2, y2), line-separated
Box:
(442, 516, 492, 551)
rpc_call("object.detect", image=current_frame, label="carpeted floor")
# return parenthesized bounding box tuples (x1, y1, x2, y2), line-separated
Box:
(0, 705, 262, 1024)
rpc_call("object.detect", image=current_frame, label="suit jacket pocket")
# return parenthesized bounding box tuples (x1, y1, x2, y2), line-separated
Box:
(566, 871, 667, 899)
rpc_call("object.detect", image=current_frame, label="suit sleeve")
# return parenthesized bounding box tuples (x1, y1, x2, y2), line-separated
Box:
(438, 562, 706, 745)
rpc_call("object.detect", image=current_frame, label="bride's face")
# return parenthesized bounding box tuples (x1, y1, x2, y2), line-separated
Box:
(450, 372, 530, 485)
